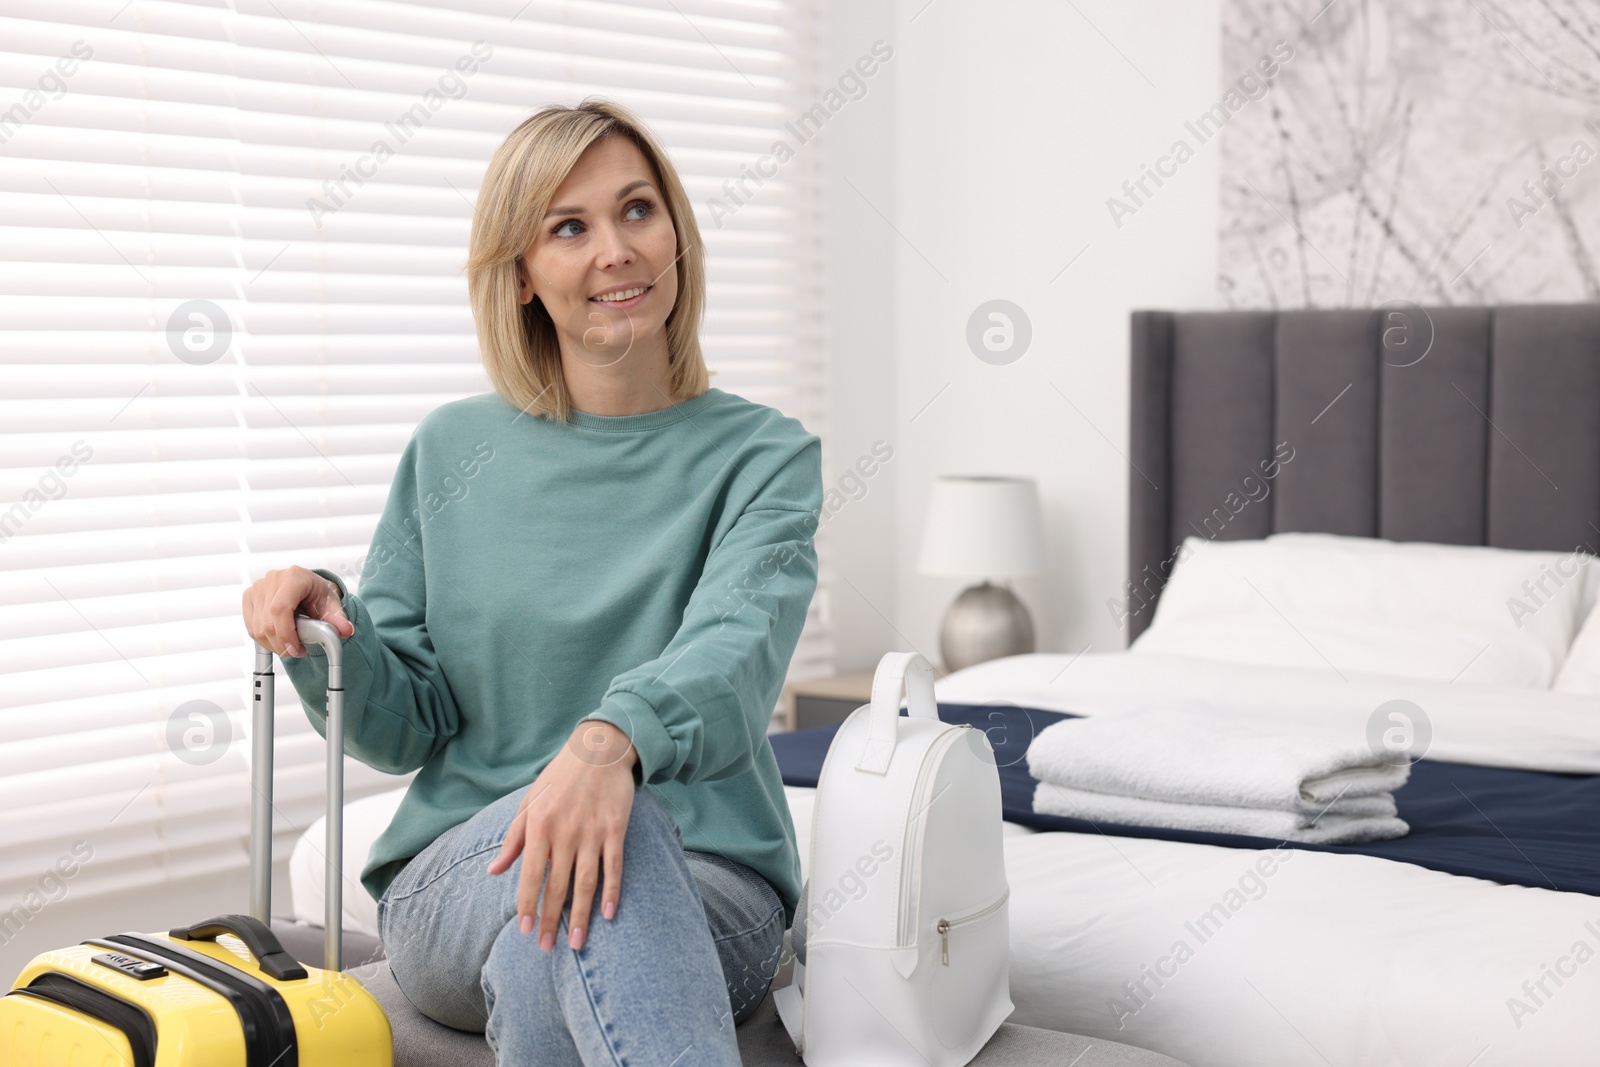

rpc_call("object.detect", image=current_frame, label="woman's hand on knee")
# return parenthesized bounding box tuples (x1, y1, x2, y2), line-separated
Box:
(485, 719, 638, 952)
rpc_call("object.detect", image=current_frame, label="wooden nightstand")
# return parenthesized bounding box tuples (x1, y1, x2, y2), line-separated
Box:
(777, 663, 950, 732)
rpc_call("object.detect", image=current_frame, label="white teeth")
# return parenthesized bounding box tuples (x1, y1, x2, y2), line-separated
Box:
(593, 286, 647, 302)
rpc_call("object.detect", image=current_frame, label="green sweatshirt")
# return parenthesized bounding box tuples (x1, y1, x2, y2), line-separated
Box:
(279, 386, 821, 926)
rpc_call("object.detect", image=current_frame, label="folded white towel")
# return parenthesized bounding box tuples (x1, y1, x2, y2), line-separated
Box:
(1032, 780, 1411, 844)
(1024, 704, 1410, 813)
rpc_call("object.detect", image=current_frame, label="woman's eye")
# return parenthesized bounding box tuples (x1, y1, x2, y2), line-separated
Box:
(551, 200, 652, 239)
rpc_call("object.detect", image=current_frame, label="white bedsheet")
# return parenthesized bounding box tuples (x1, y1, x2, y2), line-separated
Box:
(295, 652, 1600, 1065)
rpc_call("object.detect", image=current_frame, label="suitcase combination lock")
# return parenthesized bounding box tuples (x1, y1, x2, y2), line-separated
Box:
(90, 952, 168, 981)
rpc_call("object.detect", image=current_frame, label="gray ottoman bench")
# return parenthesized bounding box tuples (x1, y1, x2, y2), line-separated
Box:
(272, 918, 1189, 1066)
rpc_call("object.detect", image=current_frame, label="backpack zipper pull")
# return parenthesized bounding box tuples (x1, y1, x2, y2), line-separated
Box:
(937, 919, 950, 965)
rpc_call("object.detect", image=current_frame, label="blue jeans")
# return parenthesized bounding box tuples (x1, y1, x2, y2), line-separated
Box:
(376, 782, 786, 1065)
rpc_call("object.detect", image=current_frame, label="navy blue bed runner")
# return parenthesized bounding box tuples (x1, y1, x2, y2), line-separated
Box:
(768, 702, 1600, 897)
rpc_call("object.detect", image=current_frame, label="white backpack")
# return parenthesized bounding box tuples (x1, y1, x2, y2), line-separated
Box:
(773, 652, 1013, 1065)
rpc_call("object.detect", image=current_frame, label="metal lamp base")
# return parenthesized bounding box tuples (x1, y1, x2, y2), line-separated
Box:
(938, 581, 1035, 673)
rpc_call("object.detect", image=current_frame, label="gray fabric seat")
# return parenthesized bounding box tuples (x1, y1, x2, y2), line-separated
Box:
(272, 918, 1189, 1066)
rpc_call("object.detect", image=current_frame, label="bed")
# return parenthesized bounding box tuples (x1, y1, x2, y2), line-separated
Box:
(775, 653, 1600, 1066)
(293, 304, 1600, 1065)
(953, 303, 1600, 1064)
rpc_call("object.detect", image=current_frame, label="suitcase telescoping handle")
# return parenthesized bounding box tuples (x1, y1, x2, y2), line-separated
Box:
(248, 614, 347, 972)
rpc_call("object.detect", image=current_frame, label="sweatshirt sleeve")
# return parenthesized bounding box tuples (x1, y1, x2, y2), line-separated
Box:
(279, 432, 464, 775)
(582, 435, 822, 787)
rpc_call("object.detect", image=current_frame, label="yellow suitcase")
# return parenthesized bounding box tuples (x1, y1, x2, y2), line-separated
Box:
(2, 616, 393, 1066)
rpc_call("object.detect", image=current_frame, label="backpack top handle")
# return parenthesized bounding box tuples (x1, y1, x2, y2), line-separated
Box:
(855, 651, 940, 775)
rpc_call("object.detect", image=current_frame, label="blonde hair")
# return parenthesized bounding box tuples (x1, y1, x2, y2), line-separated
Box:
(467, 97, 710, 424)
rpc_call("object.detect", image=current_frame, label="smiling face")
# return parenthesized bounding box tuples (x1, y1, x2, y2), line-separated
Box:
(516, 134, 680, 372)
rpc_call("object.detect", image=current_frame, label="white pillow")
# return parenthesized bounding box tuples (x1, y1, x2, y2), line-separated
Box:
(1130, 533, 1592, 688)
(1554, 603, 1600, 694)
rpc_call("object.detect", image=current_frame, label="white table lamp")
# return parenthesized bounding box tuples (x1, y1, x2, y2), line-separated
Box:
(917, 475, 1047, 672)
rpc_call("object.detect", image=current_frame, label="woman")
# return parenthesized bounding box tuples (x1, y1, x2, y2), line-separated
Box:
(242, 98, 821, 1065)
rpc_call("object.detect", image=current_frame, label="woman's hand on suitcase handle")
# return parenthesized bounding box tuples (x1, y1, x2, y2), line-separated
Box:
(485, 720, 638, 952)
(243, 565, 355, 657)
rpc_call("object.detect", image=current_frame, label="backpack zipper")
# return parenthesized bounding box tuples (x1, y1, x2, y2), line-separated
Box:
(936, 884, 1010, 965)
(896, 724, 971, 948)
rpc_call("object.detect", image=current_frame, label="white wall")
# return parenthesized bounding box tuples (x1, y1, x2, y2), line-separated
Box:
(824, 0, 1222, 670)
(815, 0, 900, 669)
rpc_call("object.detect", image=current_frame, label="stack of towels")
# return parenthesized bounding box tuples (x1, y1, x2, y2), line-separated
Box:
(1025, 705, 1411, 844)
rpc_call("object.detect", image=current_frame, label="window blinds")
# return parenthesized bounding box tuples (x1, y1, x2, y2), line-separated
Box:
(0, 0, 830, 913)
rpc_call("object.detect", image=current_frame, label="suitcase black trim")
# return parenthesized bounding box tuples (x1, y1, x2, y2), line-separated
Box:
(5, 971, 158, 1067)
(88, 934, 299, 1067)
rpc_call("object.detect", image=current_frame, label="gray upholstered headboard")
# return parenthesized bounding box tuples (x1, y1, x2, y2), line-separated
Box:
(1125, 304, 1600, 640)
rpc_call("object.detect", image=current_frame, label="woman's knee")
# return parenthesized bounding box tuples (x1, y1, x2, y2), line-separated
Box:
(480, 912, 554, 1006)
(626, 785, 683, 846)
(389, 946, 494, 1033)
(389, 787, 687, 1034)
(382, 885, 501, 1032)
(688, 853, 786, 1025)
(480, 915, 584, 1062)
(377, 786, 532, 1033)
(725, 902, 784, 1025)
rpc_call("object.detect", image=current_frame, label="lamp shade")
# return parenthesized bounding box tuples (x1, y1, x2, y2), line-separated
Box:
(917, 475, 1047, 578)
